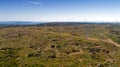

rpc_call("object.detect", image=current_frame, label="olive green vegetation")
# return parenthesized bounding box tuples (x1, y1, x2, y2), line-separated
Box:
(0, 23, 120, 67)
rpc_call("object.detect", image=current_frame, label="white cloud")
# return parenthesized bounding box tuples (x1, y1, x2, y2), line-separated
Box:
(29, 1, 43, 5)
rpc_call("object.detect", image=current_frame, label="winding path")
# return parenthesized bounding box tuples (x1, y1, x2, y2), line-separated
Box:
(100, 33, 120, 47)
(88, 33, 120, 47)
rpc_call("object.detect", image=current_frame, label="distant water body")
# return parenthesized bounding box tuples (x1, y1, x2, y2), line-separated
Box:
(0, 21, 41, 26)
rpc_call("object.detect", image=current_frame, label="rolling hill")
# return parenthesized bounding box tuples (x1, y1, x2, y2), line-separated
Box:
(0, 22, 120, 67)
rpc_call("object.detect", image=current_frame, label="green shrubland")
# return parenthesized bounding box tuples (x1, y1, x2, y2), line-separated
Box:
(0, 23, 120, 67)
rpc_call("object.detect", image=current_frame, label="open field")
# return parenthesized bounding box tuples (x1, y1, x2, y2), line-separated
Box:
(0, 23, 120, 67)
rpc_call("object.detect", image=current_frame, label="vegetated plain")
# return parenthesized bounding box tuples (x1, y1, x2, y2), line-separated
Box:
(0, 22, 120, 67)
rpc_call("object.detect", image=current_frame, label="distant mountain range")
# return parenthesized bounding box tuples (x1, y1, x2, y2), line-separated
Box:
(0, 21, 119, 27)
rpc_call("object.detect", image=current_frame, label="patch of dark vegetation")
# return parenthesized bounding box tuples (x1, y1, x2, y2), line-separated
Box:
(28, 51, 42, 57)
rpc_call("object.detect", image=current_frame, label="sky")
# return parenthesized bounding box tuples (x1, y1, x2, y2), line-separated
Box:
(0, 0, 120, 22)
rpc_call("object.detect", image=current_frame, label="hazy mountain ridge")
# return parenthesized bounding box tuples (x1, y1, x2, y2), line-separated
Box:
(0, 21, 119, 27)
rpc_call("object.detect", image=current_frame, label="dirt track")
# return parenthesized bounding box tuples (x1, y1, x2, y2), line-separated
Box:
(88, 33, 120, 47)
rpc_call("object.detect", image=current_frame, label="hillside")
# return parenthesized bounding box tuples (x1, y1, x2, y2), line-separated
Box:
(0, 23, 120, 67)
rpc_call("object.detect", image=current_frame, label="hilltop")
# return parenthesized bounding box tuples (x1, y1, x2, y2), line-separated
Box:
(0, 23, 120, 67)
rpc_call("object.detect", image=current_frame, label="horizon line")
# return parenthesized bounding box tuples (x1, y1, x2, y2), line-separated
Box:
(0, 20, 120, 23)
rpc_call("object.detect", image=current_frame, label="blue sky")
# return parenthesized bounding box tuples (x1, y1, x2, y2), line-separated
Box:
(0, 0, 120, 22)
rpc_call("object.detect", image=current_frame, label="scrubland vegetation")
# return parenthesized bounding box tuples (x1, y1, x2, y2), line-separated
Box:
(0, 23, 120, 67)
